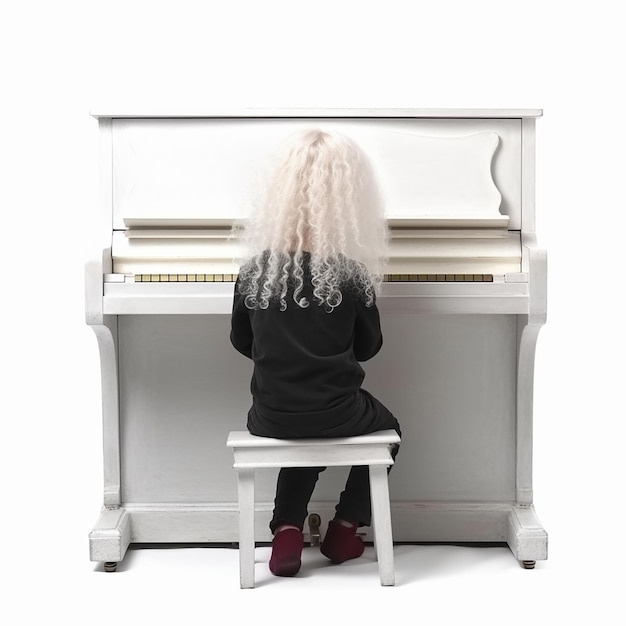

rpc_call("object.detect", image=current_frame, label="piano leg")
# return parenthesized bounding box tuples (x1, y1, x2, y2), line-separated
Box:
(506, 505, 548, 568)
(89, 507, 131, 572)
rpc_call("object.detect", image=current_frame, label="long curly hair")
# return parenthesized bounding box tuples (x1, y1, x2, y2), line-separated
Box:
(234, 128, 387, 312)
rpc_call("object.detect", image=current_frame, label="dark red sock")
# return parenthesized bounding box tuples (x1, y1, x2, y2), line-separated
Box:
(320, 520, 365, 564)
(269, 528, 304, 576)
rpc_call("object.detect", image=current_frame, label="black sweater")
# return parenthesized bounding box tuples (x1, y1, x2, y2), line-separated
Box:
(230, 269, 384, 437)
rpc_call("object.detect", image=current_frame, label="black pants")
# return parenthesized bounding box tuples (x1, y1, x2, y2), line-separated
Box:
(265, 391, 401, 533)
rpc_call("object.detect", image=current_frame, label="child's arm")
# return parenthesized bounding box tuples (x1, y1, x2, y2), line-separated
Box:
(230, 287, 253, 358)
(353, 300, 383, 362)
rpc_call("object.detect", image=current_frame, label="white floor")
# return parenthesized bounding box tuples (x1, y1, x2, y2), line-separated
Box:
(19, 535, 617, 626)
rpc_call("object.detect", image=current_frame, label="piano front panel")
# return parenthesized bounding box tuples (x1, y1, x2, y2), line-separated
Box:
(118, 313, 517, 505)
(111, 117, 524, 230)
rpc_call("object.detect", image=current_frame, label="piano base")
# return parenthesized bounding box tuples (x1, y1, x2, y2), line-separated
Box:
(88, 501, 547, 570)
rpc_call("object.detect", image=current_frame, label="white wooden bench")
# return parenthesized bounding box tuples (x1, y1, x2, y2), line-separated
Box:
(227, 429, 401, 588)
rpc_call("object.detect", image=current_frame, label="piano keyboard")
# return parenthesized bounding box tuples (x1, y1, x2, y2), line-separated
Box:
(133, 273, 494, 283)
(135, 274, 239, 282)
(383, 274, 494, 283)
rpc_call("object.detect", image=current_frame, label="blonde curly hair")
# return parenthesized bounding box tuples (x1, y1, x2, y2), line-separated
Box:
(234, 128, 387, 312)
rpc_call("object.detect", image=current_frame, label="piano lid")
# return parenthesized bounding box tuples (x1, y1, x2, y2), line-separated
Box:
(91, 106, 543, 119)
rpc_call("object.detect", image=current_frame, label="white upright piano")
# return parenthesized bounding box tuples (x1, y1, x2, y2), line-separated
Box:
(86, 108, 548, 571)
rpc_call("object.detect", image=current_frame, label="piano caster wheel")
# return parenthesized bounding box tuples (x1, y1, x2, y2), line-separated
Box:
(522, 560, 536, 569)
(308, 513, 321, 546)
(104, 561, 118, 573)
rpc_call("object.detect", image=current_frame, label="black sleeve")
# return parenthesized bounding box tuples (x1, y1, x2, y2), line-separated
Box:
(353, 299, 383, 362)
(230, 284, 253, 359)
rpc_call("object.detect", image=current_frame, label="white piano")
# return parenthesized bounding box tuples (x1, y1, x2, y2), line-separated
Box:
(86, 108, 548, 571)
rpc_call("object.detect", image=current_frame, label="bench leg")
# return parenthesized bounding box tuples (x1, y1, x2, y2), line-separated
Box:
(369, 464, 395, 586)
(237, 468, 256, 588)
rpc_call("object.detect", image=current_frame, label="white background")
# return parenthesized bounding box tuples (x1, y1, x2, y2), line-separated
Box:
(2, 1, 624, 623)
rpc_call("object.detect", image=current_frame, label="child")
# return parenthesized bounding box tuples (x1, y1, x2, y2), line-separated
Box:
(230, 128, 401, 577)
